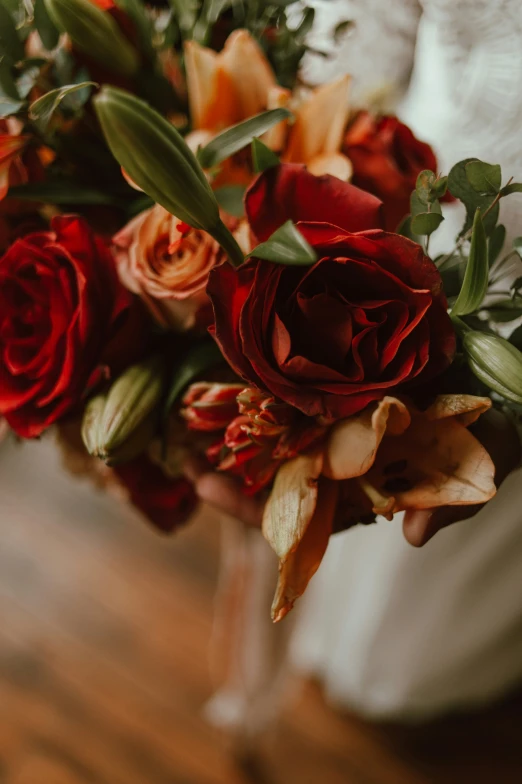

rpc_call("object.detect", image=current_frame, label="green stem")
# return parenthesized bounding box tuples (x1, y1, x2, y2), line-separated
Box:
(450, 314, 472, 336)
(212, 219, 245, 268)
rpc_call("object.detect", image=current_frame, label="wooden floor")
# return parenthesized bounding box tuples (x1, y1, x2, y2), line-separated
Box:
(0, 438, 521, 784)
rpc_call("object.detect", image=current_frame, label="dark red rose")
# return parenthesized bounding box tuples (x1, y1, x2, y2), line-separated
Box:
(343, 111, 439, 231)
(207, 164, 455, 422)
(0, 216, 137, 438)
(113, 456, 197, 532)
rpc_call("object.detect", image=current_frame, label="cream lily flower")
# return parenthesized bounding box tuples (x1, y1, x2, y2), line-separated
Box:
(184, 30, 352, 181)
(262, 394, 496, 622)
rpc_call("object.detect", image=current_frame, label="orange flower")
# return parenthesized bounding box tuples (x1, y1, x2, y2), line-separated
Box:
(0, 121, 29, 201)
(262, 394, 496, 621)
(184, 30, 352, 183)
(113, 204, 224, 331)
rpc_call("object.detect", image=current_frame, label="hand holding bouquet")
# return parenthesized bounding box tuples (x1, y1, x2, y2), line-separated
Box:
(1, 0, 522, 621)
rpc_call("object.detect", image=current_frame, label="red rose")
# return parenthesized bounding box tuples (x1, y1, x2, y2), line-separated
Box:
(343, 111, 438, 231)
(113, 456, 197, 532)
(0, 216, 137, 437)
(207, 164, 455, 422)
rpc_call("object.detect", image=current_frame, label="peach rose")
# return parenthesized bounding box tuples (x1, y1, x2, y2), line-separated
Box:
(113, 204, 223, 331)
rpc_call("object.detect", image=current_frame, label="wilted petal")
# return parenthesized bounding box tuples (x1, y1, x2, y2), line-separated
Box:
(284, 75, 351, 165)
(262, 449, 324, 560)
(324, 396, 410, 480)
(271, 478, 338, 622)
(424, 394, 492, 427)
(368, 414, 496, 511)
(307, 152, 353, 181)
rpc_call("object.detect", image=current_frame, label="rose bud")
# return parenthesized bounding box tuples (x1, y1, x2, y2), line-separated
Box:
(343, 111, 439, 231)
(181, 382, 244, 431)
(464, 331, 522, 404)
(113, 205, 227, 331)
(44, 0, 139, 77)
(81, 354, 164, 463)
(93, 87, 244, 266)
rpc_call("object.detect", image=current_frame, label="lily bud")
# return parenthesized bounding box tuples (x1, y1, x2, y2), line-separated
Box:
(44, 0, 139, 77)
(464, 331, 522, 404)
(81, 355, 164, 464)
(94, 86, 219, 230)
(93, 87, 245, 266)
(181, 382, 244, 431)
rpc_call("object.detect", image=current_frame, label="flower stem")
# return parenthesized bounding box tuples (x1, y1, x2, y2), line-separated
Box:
(212, 220, 245, 268)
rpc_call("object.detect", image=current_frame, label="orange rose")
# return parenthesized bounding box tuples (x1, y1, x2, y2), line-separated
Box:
(113, 204, 223, 331)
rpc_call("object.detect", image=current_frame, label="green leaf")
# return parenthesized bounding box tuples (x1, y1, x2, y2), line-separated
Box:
(452, 208, 489, 316)
(29, 81, 96, 129)
(488, 223, 506, 266)
(114, 0, 155, 60)
(197, 108, 291, 169)
(249, 220, 318, 266)
(294, 7, 315, 42)
(214, 185, 246, 218)
(499, 182, 522, 196)
(509, 324, 522, 351)
(448, 158, 499, 236)
(409, 190, 426, 218)
(0, 58, 24, 115)
(0, 3, 25, 62)
(465, 160, 502, 194)
(431, 175, 448, 200)
(396, 214, 418, 241)
(7, 179, 125, 205)
(251, 137, 280, 173)
(410, 211, 444, 236)
(163, 340, 224, 424)
(34, 0, 60, 50)
(484, 298, 522, 323)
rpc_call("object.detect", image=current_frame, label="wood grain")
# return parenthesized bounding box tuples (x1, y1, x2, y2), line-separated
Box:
(0, 437, 521, 783)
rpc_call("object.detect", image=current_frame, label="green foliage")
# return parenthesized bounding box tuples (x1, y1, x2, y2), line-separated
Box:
(411, 211, 444, 236)
(488, 223, 506, 266)
(34, 0, 60, 51)
(484, 298, 522, 323)
(249, 220, 318, 266)
(163, 340, 224, 425)
(0, 59, 24, 116)
(465, 160, 501, 194)
(214, 185, 246, 218)
(447, 158, 499, 236)
(500, 183, 522, 196)
(452, 209, 489, 316)
(7, 179, 126, 206)
(29, 81, 96, 130)
(251, 137, 280, 173)
(0, 2, 25, 62)
(197, 108, 291, 169)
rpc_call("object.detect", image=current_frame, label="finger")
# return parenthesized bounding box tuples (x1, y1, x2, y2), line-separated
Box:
(403, 502, 483, 547)
(195, 472, 264, 528)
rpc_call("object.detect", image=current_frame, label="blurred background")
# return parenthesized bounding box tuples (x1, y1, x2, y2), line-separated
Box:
(1, 435, 522, 784)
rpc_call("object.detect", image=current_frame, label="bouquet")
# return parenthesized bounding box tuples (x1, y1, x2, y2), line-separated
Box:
(2, 0, 522, 622)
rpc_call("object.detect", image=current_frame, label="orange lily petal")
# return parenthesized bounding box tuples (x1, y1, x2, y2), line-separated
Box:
(424, 394, 492, 427)
(263, 85, 291, 152)
(307, 152, 353, 181)
(284, 75, 351, 165)
(271, 478, 338, 622)
(324, 396, 410, 481)
(262, 449, 324, 560)
(221, 30, 277, 121)
(184, 40, 238, 131)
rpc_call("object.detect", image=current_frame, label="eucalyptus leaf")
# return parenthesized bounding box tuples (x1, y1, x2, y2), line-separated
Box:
(415, 169, 435, 204)
(452, 208, 489, 316)
(396, 215, 418, 241)
(163, 340, 224, 425)
(0, 3, 25, 62)
(499, 182, 522, 196)
(488, 223, 506, 266)
(29, 81, 96, 129)
(411, 211, 444, 236)
(465, 160, 502, 194)
(214, 184, 246, 218)
(410, 191, 426, 218)
(447, 158, 499, 236)
(251, 137, 279, 173)
(431, 175, 448, 200)
(249, 220, 317, 266)
(197, 108, 291, 169)
(34, 0, 60, 50)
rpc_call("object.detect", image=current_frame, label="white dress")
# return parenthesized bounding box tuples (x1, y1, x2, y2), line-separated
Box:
(289, 0, 522, 720)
